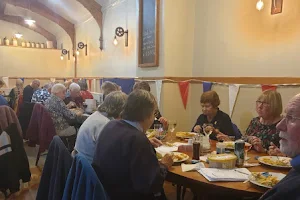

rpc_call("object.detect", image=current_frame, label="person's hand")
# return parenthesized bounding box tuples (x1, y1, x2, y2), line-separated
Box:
(161, 154, 174, 169)
(193, 125, 202, 133)
(149, 138, 163, 148)
(67, 101, 76, 109)
(268, 142, 285, 156)
(216, 133, 230, 141)
(248, 136, 265, 152)
(158, 117, 168, 129)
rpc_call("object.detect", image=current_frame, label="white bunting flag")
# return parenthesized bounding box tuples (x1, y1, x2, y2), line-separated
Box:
(229, 84, 241, 117)
(2, 77, 9, 88)
(155, 80, 162, 108)
(93, 79, 96, 92)
(50, 78, 56, 83)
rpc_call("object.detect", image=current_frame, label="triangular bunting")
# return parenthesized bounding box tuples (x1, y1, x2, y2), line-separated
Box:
(155, 80, 162, 108)
(261, 85, 277, 91)
(20, 78, 24, 82)
(50, 78, 56, 83)
(229, 84, 241, 117)
(178, 81, 190, 109)
(93, 79, 97, 92)
(2, 77, 9, 88)
(203, 82, 212, 92)
(88, 79, 92, 90)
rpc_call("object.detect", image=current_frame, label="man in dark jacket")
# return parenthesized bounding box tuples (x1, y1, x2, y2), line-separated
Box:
(23, 80, 40, 103)
(260, 94, 300, 199)
(93, 90, 173, 200)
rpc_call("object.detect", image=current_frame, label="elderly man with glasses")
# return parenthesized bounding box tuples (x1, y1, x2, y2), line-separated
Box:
(260, 93, 300, 199)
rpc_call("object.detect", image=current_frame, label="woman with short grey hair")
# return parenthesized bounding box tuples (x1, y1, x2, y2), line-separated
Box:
(92, 90, 173, 199)
(101, 81, 118, 100)
(74, 91, 127, 163)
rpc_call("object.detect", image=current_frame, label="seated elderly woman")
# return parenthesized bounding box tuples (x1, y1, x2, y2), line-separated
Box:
(64, 82, 84, 109)
(31, 83, 53, 104)
(246, 90, 283, 155)
(78, 80, 93, 100)
(192, 91, 235, 140)
(44, 83, 81, 139)
(101, 81, 118, 100)
(133, 81, 168, 129)
(74, 91, 127, 163)
(93, 90, 173, 200)
(8, 78, 23, 110)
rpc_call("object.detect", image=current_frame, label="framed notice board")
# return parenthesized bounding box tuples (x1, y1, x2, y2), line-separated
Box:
(138, 0, 160, 67)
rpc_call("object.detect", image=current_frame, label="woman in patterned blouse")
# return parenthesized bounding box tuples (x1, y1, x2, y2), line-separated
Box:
(246, 90, 283, 154)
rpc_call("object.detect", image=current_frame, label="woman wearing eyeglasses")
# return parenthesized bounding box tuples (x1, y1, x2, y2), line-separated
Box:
(246, 90, 283, 154)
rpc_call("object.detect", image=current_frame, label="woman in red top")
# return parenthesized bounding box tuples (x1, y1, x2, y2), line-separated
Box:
(78, 80, 93, 100)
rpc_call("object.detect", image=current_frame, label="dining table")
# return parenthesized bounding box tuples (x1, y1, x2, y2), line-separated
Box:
(163, 134, 291, 200)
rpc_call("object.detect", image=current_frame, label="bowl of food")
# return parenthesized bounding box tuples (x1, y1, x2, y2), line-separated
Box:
(207, 154, 237, 169)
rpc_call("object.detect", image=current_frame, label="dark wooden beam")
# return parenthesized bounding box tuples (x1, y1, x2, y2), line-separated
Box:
(76, 0, 103, 50)
(0, 2, 6, 14)
(4, 0, 75, 50)
(0, 15, 57, 48)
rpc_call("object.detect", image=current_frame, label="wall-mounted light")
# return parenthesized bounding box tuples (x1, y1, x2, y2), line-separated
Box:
(113, 36, 118, 46)
(256, 0, 264, 11)
(24, 19, 36, 26)
(61, 49, 70, 60)
(114, 27, 128, 47)
(77, 42, 87, 56)
(15, 33, 23, 39)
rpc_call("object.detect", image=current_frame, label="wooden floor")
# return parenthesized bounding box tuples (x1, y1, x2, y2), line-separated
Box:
(0, 167, 193, 200)
(0, 143, 194, 200)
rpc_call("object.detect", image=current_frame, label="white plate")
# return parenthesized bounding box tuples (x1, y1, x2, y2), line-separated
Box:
(258, 156, 292, 168)
(172, 152, 189, 163)
(176, 132, 197, 139)
(249, 172, 286, 189)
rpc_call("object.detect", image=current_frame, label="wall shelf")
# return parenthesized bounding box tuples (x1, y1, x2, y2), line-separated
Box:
(0, 45, 60, 51)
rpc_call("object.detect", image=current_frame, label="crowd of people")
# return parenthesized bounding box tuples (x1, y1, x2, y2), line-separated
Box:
(1, 78, 300, 199)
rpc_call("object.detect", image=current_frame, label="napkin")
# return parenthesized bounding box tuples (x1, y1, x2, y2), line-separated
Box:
(200, 155, 208, 162)
(181, 162, 205, 172)
(155, 145, 178, 154)
(243, 163, 260, 168)
(198, 168, 251, 182)
(172, 142, 189, 147)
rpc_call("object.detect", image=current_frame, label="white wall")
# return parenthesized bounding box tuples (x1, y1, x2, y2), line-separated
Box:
(193, 0, 300, 77)
(75, 0, 138, 77)
(0, 21, 47, 44)
(0, 46, 73, 77)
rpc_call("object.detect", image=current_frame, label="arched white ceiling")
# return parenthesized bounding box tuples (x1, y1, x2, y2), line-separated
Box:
(38, 0, 92, 24)
(95, 0, 118, 8)
(5, 4, 66, 36)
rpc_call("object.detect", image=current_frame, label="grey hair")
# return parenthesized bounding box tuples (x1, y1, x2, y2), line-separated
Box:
(101, 81, 118, 96)
(121, 89, 157, 122)
(44, 82, 54, 90)
(51, 83, 66, 94)
(16, 79, 23, 87)
(69, 83, 80, 92)
(32, 79, 40, 85)
(98, 91, 127, 118)
(78, 80, 88, 91)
